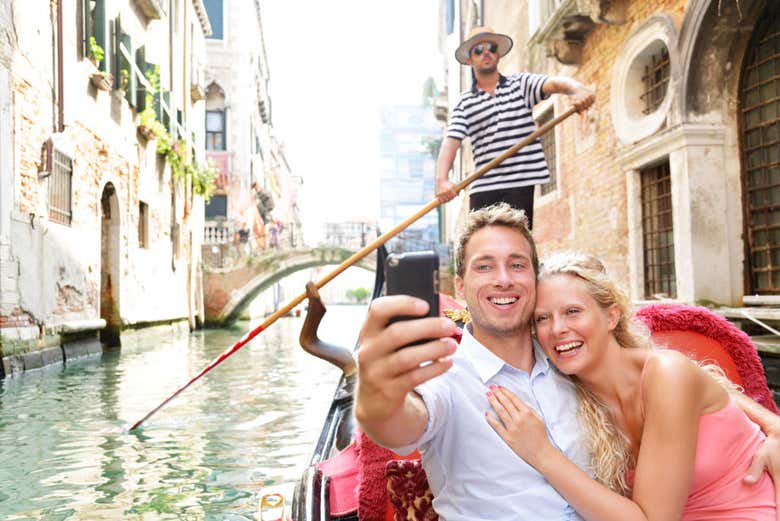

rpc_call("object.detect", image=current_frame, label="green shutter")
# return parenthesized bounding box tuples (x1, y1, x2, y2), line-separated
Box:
(94, 0, 107, 71)
(81, 0, 89, 58)
(118, 32, 135, 107)
(135, 46, 146, 111)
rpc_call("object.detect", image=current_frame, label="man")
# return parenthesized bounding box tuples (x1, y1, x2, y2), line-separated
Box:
(355, 203, 780, 520)
(435, 27, 595, 228)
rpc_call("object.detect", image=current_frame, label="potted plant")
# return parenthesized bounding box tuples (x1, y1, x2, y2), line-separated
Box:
(137, 107, 158, 140)
(88, 36, 112, 90)
(88, 36, 104, 68)
(90, 70, 113, 91)
(117, 69, 129, 94)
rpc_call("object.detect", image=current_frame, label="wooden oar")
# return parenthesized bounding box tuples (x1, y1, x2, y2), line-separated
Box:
(127, 105, 578, 431)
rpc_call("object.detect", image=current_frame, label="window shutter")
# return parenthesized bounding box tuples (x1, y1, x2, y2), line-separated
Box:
(119, 32, 135, 107)
(94, 0, 107, 71)
(135, 47, 147, 112)
(80, 0, 89, 58)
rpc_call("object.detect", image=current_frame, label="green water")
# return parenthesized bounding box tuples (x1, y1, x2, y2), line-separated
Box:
(0, 306, 362, 520)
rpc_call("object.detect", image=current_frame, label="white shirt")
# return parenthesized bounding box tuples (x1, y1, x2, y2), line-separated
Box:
(391, 326, 590, 521)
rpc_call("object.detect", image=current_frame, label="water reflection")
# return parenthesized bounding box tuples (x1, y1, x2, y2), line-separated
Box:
(0, 305, 362, 520)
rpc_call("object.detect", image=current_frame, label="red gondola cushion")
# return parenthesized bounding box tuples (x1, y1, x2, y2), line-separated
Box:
(636, 303, 777, 413)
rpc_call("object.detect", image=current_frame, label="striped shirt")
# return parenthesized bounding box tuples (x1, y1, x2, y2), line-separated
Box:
(447, 73, 550, 194)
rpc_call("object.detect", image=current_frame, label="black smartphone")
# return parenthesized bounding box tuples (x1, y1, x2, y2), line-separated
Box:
(385, 251, 439, 324)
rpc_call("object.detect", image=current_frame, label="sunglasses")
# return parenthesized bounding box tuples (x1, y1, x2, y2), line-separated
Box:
(472, 43, 498, 56)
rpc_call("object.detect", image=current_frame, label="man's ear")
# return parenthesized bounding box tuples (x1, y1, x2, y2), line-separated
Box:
(607, 304, 621, 332)
(454, 275, 465, 299)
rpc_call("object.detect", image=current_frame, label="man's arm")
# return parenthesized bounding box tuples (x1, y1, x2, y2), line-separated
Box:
(354, 295, 458, 448)
(542, 76, 595, 113)
(435, 137, 461, 203)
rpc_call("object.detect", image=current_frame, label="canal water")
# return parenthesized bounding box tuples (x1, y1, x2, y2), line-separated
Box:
(0, 305, 365, 520)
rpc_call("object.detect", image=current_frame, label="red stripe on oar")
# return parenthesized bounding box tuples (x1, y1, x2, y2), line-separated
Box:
(127, 323, 265, 431)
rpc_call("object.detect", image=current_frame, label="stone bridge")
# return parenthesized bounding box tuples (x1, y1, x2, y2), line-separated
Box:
(202, 246, 376, 326)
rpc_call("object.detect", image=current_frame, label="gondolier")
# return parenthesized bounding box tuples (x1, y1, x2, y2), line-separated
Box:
(435, 26, 595, 228)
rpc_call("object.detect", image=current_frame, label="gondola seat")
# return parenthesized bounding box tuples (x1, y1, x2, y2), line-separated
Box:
(635, 303, 777, 412)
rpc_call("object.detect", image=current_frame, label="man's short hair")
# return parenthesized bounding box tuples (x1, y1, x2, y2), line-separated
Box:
(455, 203, 538, 277)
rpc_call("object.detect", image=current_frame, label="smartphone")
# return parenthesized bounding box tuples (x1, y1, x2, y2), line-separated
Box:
(385, 251, 439, 325)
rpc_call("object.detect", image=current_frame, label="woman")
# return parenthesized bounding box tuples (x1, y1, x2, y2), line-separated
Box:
(485, 252, 776, 520)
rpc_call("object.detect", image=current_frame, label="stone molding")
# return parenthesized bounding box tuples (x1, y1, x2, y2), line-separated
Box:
(610, 14, 680, 145)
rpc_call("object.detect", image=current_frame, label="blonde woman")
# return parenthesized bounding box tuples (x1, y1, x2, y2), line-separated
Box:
(486, 252, 777, 521)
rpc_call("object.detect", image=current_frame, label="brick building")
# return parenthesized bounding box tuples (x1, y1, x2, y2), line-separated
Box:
(0, 0, 213, 376)
(437, 0, 779, 310)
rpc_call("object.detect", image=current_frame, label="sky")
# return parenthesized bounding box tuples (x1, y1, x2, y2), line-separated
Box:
(262, 1, 443, 244)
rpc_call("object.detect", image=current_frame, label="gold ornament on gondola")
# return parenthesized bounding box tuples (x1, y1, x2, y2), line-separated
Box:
(443, 308, 471, 325)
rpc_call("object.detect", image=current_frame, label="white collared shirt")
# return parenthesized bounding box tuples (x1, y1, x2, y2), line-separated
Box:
(391, 326, 590, 521)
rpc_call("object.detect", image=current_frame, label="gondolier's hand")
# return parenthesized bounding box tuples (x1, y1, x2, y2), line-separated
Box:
(355, 295, 458, 446)
(436, 178, 457, 203)
(570, 86, 595, 113)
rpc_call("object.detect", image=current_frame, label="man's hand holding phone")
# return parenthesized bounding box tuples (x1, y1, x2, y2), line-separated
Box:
(354, 294, 459, 447)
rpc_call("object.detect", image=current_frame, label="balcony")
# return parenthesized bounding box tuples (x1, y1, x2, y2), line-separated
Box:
(134, 0, 166, 20)
(531, 0, 625, 65)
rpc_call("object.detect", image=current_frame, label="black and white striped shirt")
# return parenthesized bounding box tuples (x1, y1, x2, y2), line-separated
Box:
(447, 73, 549, 194)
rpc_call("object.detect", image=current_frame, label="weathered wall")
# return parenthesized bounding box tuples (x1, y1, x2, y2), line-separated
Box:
(0, 0, 210, 371)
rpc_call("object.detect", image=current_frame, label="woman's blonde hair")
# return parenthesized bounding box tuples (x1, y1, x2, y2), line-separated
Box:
(538, 252, 652, 496)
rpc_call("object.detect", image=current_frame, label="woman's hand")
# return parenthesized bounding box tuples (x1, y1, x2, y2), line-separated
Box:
(485, 385, 554, 468)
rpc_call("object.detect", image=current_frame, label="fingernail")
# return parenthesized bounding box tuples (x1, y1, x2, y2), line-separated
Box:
(489, 384, 497, 390)
(486, 390, 492, 398)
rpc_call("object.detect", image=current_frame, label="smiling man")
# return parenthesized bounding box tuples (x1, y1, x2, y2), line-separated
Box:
(355, 203, 588, 520)
(435, 26, 594, 229)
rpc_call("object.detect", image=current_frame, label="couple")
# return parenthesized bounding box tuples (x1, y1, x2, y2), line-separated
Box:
(355, 203, 780, 520)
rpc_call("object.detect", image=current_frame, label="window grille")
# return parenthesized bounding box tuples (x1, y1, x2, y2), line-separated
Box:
(48, 147, 73, 226)
(640, 48, 670, 115)
(138, 201, 149, 248)
(641, 162, 676, 298)
(740, 8, 780, 293)
(537, 108, 557, 195)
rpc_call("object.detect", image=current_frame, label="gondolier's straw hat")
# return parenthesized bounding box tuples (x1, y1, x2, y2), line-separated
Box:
(455, 26, 513, 65)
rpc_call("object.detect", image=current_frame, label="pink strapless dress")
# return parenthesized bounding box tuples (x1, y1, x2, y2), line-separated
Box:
(629, 397, 776, 520)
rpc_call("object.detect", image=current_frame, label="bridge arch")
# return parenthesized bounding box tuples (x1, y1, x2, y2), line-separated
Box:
(203, 247, 376, 326)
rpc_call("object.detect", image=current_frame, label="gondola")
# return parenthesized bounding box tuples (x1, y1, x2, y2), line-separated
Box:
(289, 246, 779, 521)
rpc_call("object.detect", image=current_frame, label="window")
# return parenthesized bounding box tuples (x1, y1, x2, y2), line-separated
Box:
(641, 162, 675, 298)
(640, 47, 670, 115)
(203, 0, 223, 39)
(740, 6, 780, 294)
(206, 110, 226, 150)
(138, 201, 149, 248)
(48, 146, 73, 226)
(82, 0, 108, 71)
(537, 108, 557, 195)
(205, 194, 227, 219)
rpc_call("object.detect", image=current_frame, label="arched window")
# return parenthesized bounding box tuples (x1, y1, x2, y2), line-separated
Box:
(740, 4, 780, 294)
(205, 82, 226, 151)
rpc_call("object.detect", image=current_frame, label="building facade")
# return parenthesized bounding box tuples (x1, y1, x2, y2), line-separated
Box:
(201, 0, 301, 256)
(378, 105, 441, 253)
(0, 0, 212, 376)
(438, 0, 779, 310)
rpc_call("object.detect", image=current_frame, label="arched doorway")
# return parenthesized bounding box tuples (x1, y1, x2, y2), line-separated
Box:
(740, 2, 780, 294)
(100, 183, 121, 346)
